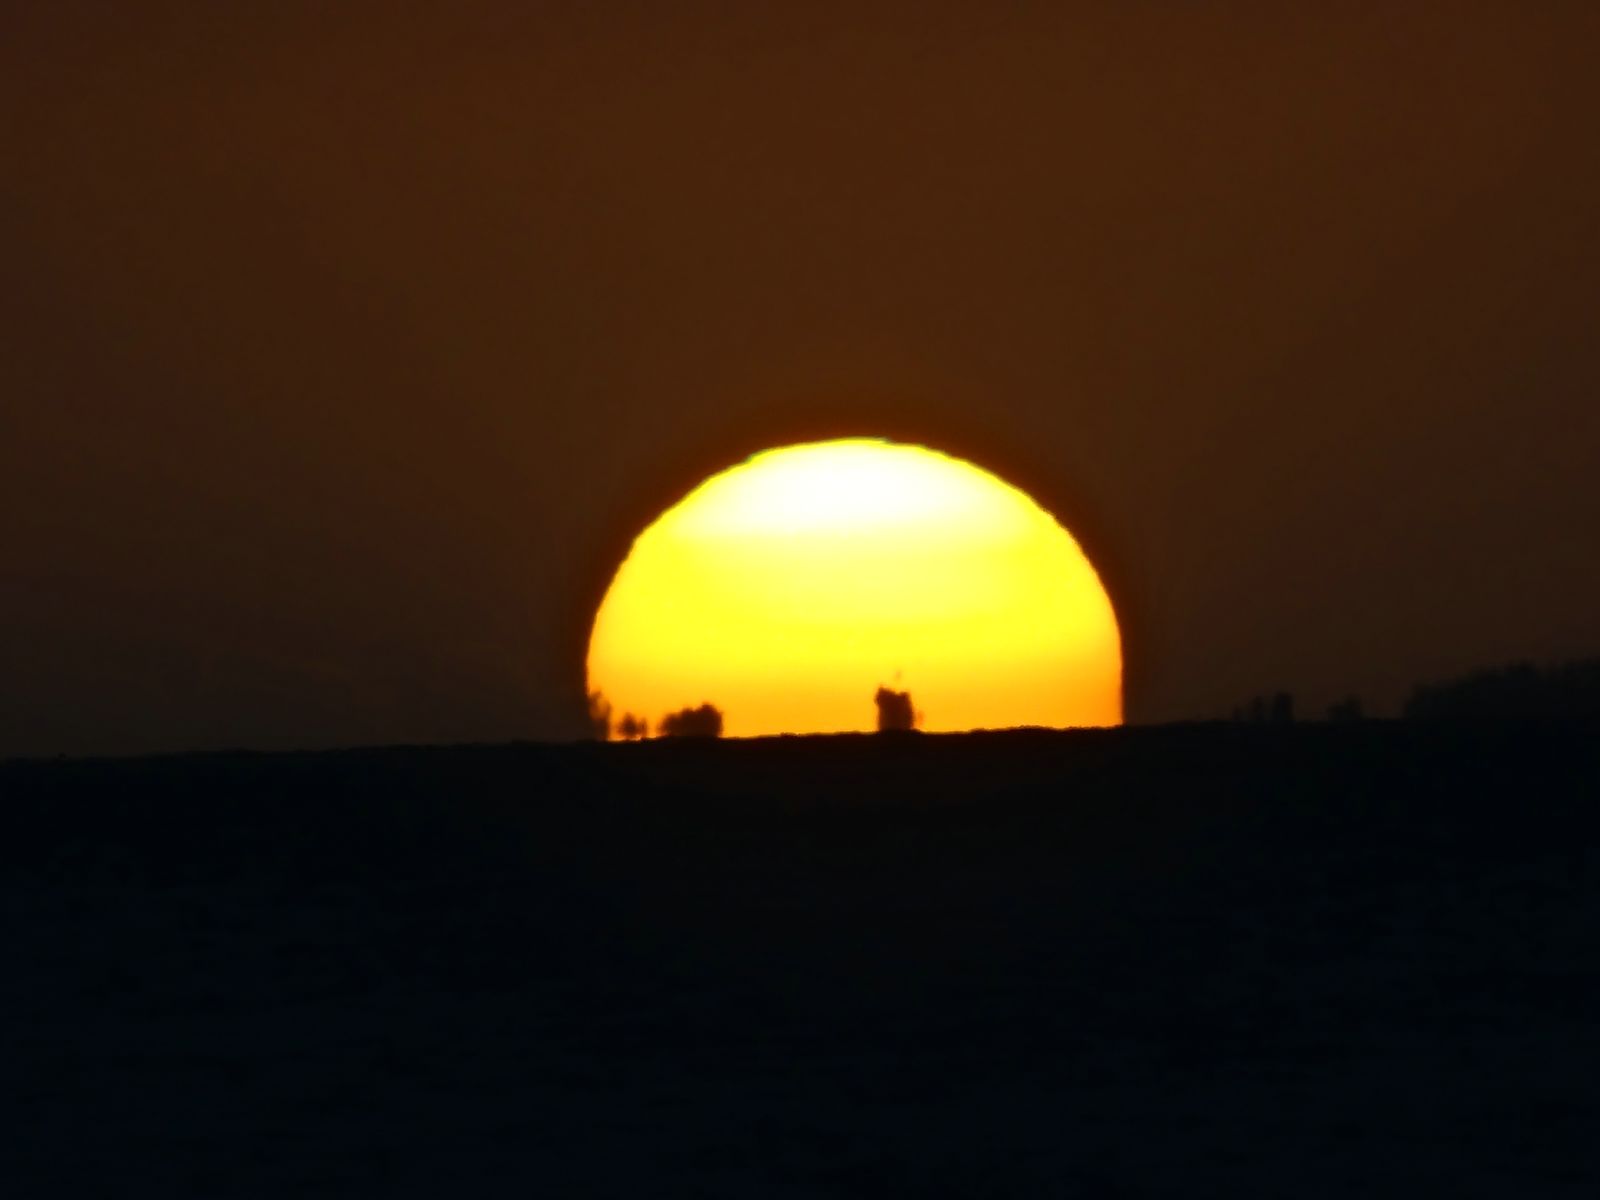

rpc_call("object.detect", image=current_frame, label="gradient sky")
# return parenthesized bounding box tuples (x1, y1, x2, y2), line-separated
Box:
(4, 2, 1598, 756)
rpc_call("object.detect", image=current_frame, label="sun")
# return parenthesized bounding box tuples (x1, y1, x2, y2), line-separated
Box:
(586, 439, 1122, 738)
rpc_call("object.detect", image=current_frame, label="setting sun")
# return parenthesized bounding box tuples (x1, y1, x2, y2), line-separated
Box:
(587, 439, 1122, 737)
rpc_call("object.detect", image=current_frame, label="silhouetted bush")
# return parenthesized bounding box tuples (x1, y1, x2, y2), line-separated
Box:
(616, 713, 649, 740)
(1405, 659, 1600, 721)
(658, 703, 722, 738)
(875, 686, 919, 733)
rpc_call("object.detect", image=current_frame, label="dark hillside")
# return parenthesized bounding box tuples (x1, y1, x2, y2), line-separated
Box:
(4, 724, 1597, 1196)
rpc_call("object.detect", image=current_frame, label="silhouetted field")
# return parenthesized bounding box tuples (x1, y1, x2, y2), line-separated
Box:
(4, 724, 1598, 1196)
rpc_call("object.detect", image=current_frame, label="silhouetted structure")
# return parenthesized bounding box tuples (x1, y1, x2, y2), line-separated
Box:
(1405, 659, 1600, 721)
(658, 703, 723, 738)
(875, 686, 918, 733)
(616, 713, 649, 740)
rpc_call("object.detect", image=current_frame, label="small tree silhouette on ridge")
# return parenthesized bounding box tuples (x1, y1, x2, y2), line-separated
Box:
(659, 703, 723, 738)
(875, 686, 920, 733)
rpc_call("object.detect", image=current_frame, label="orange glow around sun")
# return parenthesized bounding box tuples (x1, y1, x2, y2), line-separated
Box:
(587, 439, 1122, 737)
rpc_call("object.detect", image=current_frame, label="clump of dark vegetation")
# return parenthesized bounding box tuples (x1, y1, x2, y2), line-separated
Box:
(658, 703, 723, 738)
(1405, 658, 1600, 721)
(587, 691, 650, 740)
(616, 713, 650, 740)
(875, 686, 920, 732)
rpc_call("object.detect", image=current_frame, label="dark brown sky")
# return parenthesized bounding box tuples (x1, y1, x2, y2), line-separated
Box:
(4, 2, 1598, 756)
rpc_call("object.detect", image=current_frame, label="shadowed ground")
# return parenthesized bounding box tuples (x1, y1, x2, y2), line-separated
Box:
(3, 724, 1597, 1196)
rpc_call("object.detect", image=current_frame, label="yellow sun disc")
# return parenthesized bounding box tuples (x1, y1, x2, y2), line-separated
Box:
(587, 439, 1122, 737)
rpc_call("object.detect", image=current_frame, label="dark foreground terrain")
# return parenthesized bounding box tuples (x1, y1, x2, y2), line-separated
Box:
(3, 723, 1598, 1196)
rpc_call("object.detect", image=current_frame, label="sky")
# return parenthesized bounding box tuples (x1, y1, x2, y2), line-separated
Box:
(4, 2, 1598, 756)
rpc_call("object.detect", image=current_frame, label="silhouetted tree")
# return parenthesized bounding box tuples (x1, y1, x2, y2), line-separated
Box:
(616, 712, 649, 740)
(586, 690, 613, 741)
(875, 686, 919, 733)
(658, 703, 722, 738)
(1405, 659, 1600, 721)
(1271, 692, 1294, 723)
